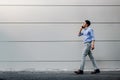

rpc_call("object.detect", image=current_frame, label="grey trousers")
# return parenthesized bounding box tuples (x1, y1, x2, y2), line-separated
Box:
(80, 42, 98, 70)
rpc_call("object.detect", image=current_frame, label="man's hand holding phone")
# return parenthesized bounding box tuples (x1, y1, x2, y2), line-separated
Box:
(82, 26, 84, 28)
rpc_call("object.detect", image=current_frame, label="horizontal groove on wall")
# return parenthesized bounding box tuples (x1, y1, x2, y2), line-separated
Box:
(0, 60, 120, 62)
(0, 40, 120, 43)
(0, 22, 120, 24)
(0, 5, 120, 6)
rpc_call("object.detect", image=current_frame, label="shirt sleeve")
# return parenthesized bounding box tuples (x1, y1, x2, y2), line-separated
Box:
(78, 31, 83, 36)
(90, 29, 95, 41)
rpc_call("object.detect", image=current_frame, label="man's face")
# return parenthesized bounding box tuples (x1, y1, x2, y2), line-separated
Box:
(82, 22, 88, 28)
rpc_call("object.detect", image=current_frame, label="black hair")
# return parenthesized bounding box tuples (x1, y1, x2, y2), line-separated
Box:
(85, 20, 91, 26)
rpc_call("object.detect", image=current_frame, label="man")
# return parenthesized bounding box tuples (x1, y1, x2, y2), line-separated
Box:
(74, 20, 100, 74)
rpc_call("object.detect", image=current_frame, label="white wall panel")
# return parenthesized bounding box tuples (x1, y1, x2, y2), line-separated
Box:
(0, 24, 120, 41)
(0, 6, 120, 22)
(0, 42, 120, 60)
(0, 0, 120, 71)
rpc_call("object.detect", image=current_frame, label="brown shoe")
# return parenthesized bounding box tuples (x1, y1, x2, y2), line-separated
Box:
(91, 69, 100, 74)
(74, 70, 84, 75)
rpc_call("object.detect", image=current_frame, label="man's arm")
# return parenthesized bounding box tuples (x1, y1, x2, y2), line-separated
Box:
(91, 40, 95, 50)
(78, 26, 83, 36)
(91, 29, 95, 50)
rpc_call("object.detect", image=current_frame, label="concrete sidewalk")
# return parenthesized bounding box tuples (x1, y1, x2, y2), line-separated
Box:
(0, 71, 120, 80)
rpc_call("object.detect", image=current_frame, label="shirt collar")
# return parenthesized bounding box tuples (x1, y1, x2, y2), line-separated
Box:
(84, 27, 89, 30)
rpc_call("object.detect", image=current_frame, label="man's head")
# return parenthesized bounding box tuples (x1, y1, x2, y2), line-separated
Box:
(82, 20, 91, 28)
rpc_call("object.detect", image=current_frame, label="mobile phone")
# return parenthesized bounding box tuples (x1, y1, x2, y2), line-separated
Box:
(82, 26, 84, 28)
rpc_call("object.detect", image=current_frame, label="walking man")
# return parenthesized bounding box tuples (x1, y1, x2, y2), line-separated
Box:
(74, 20, 100, 74)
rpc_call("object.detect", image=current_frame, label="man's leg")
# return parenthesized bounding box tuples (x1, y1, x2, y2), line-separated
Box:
(80, 43, 90, 70)
(88, 50, 98, 70)
(75, 43, 89, 74)
(88, 50, 100, 74)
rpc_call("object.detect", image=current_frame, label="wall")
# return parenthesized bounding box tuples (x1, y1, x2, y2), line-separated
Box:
(0, 0, 120, 71)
